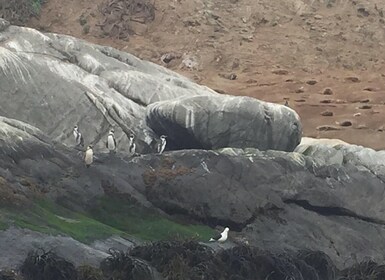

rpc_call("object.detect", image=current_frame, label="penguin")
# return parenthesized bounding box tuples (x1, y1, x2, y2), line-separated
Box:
(209, 227, 229, 243)
(84, 145, 93, 168)
(157, 135, 167, 154)
(284, 100, 289, 107)
(73, 125, 84, 147)
(128, 134, 136, 155)
(106, 128, 116, 153)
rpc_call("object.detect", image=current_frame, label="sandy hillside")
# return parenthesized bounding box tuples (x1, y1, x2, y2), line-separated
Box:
(28, 0, 385, 149)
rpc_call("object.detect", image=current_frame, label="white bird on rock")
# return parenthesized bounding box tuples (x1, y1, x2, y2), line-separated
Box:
(73, 125, 84, 147)
(84, 145, 93, 168)
(128, 133, 136, 155)
(209, 227, 229, 243)
(157, 135, 167, 154)
(106, 128, 116, 153)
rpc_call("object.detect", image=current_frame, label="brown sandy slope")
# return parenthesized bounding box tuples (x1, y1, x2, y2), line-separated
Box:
(27, 0, 385, 149)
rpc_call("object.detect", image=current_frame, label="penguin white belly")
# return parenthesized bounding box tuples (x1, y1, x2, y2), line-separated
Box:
(107, 135, 116, 150)
(85, 150, 93, 165)
(130, 143, 136, 154)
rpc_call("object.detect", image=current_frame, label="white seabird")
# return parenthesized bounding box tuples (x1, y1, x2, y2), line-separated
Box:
(209, 227, 229, 242)
(73, 125, 84, 147)
(84, 145, 93, 168)
(106, 128, 116, 153)
(157, 135, 167, 154)
(128, 133, 136, 155)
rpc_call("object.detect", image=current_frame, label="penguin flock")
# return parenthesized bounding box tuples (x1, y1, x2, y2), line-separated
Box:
(72, 125, 168, 168)
(72, 125, 230, 243)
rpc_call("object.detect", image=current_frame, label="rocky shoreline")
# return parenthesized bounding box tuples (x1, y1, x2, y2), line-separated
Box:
(0, 18, 385, 279)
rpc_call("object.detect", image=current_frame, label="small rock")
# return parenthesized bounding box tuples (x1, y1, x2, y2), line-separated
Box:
(321, 111, 333, 116)
(339, 120, 352, 127)
(183, 18, 201, 27)
(360, 98, 370, 103)
(295, 87, 305, 93)
(377, 126, 384, 132)
(306, 80, 318, 85)
(353, 113, 361, 117)
(219, 73, 237, 80)
(359, 105, 372, 109)
(272, 69, 289, 75)
(314, 15, 323, 20)
(345, 76, 360, 83)
(357, 125, 368, 129)
(320, 99, 333, 104)
(363, 87, 378, 92)
(0, 18, 10, 32)
(336, 99, 347, 104)
(357, 7, 370, 17)
(285, 79, 294, 82)
(161, 53, 177, 64)
(242, 35, 254, 42)
(322, 88, 333, 95)
(316, 125, 341, 131)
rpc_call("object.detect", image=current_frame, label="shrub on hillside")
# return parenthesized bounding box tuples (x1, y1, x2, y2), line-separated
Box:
(0, 0, 43, 25)
(20, 249, 77, 280)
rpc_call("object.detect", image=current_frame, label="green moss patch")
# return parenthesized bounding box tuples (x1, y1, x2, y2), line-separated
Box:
(87, 196, 215, 241)
(10, 200, 124, 244)
(3, 196, 214, 244)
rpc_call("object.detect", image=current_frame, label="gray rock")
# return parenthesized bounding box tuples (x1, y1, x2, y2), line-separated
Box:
(1, 117, 385, 269)
(0, 24, 302, 154)
(0, 25, 217, 154)
(146, 95, 302, 151)
(0, 227, 108, 269)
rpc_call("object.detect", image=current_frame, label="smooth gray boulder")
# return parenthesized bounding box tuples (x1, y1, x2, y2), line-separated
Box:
(146, 95, 302, 151)
(0, 24, 217, 154)
(0, 23, 302, 154)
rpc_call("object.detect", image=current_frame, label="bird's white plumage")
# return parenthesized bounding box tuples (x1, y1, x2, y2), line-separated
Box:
(209, 227, 229, 242)
(157, 135, 167, 154)
(84, 146, 93, 167)
(129, 135, 136, 154)
(107, 130, 116, 152)
(73, 126, 84, 146)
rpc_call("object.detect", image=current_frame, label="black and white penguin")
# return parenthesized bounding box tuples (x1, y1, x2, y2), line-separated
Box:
(157, 135, 167, 154)
(106, 128, 116, 153)
(84, 145, 93, 168)
(128, 134, 136, 155)
(73, 125, 84, 147)
(209, 227, 229, 243)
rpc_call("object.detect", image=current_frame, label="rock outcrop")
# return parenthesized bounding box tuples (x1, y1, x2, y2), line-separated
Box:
(0, 20, 301, 154)
(146, 95, 302, 151)
(1, 21, 385, 273)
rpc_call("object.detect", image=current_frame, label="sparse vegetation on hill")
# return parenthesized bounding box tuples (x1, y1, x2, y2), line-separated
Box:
(0, 0, 43, 25)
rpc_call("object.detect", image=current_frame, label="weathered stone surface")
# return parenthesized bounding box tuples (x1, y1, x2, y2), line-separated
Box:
(146, 95, 302, 151)
(1, 23, 385, 273)
(0, 24, 302, 154)
(0, 227, 108, 269)
(1, 118, 385, 270)
(0, 25, 217, 154)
